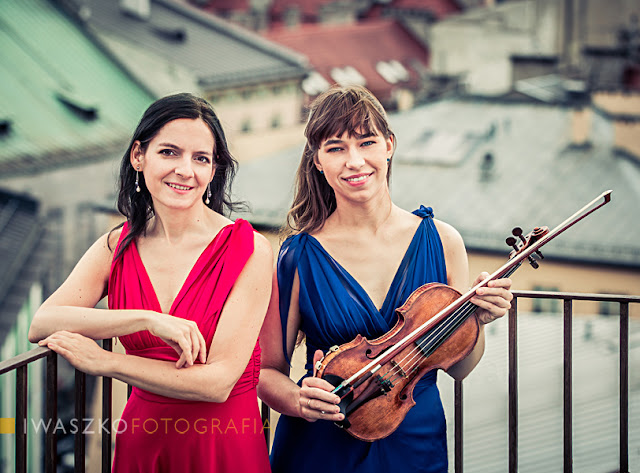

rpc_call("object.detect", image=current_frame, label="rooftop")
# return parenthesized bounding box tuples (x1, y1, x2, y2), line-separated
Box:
(233, 98, 640, 268)
(264, 19, 429, 102)
(63, 0, 309, 92)
(0, 0, 153, 177)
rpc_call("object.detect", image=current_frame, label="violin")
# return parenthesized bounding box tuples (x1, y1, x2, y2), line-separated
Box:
(315, 190, 612, 442)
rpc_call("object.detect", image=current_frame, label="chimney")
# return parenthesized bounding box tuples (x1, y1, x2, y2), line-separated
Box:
(593, 91, 640, 161)
(569, 107, 592, 148)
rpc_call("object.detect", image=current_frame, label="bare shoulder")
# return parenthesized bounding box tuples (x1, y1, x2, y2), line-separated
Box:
(433, 218, 465, 252)
(105, 226, 124, 253)
(252, 231, 274, 262)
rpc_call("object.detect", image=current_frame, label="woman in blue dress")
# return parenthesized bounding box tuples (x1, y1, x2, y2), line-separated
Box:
(258, 85, 513, 472)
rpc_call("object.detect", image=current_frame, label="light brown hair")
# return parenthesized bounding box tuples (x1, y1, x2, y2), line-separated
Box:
(285, 85, 396, 236)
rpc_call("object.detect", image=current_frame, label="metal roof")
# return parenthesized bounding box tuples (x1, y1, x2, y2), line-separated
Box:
(63, 0, 309, 91)
(0, 0, 154, 177)
(232, 98, 640, 268)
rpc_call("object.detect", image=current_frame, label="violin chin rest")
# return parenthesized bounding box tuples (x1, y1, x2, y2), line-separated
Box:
(323, 374, 353, 429)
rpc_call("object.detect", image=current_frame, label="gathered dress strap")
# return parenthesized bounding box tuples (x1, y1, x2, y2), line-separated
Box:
(276, 233, 307, 364)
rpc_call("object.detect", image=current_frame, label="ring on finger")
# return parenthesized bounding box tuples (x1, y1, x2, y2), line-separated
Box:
(320, 410, 326, 415)
(307, 399, 312, 408)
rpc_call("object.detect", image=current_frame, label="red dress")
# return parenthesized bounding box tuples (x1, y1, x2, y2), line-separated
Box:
(108, 220, 271, 473)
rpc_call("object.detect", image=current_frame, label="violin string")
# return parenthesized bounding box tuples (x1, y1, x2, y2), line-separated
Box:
(381, 263, 522, 385)
(396, 262, 522, 378)
(385, 302, 476, 384)
(383, 301, 476, 384)
(390, 310, 466, 382)
(382, 302, 473, 383)
(401, 303, 477, 380)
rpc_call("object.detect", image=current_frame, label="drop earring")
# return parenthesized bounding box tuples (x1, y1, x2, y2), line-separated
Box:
(135, 168, 141, 192)
(205, 182, 212, 205)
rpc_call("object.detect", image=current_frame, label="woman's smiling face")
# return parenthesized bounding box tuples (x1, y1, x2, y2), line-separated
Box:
(315, 127, 393, 204)
(131, 118, 216, 211)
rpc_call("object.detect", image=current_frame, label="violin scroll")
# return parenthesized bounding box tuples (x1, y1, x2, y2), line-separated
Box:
(505, 226, 549, 268)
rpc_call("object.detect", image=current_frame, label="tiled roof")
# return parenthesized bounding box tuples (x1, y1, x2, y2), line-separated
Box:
(0, 0, 153, 177)
(232, 98, 640, 268)
(0, 189, 52, 347)
(69, 0, 309, 90)
(264, 19, 429, 102)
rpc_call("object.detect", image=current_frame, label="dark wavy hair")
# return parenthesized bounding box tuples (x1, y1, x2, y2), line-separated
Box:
(110, 93, 241, 259)
(286, 85, 396, 235)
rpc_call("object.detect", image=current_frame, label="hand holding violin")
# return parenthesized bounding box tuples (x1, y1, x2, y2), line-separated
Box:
(299, 350, 344, 422)
(299, 350, 345, 423)
(469, 272, 513, 325)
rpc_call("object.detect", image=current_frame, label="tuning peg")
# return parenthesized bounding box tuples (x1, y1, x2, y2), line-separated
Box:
(528, 256, 539, 269)
(506, 236, 519, 252)
(512, 227, 527, 244)
(535, 250, 544, 259)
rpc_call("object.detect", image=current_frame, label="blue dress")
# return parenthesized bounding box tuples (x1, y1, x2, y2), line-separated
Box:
(270, 206, 449, 473)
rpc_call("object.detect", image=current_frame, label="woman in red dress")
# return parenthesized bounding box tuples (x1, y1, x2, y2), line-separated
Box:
(28, 93, 272, 472)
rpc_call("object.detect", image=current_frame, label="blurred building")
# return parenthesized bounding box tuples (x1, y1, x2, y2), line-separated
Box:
(428, 0, 640, 95)
(56, 0, 311, 160)
(264, 19, 430, 111)
(0, 0, 154, 286)
(0, 190, 52, 472)
(233, 95, 640, 316)
(193, 0, 463, 108)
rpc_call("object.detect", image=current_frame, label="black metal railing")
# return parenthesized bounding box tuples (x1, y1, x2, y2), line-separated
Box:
(1, 291, 637, 472)
(449, 290, 639, 473)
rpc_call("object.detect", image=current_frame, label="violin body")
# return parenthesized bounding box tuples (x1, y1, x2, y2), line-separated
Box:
(316, 283, 479, 442)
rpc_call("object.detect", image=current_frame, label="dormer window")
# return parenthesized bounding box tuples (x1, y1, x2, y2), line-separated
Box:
(0, 119, 11, 137)
(376, 60, 410, 84)
(55, 90, 98, 121)
(329, 66, 366, 87)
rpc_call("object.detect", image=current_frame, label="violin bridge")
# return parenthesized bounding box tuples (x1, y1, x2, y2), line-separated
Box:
(390, 361, 408, 379)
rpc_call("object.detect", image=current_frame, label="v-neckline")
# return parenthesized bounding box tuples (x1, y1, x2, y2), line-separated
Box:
(131, 222, 234, 314)
(307, 219, 424, 313)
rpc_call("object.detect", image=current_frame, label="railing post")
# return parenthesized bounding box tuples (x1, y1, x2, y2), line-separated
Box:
(46, 352, 57, 473)
(102, 339, 113, 473)
(16, 365, 27, 473)
(454, 379, 463, 473)
(619, 302, 629, 473)
(75, 369, 86, 473)
(261, 403, 271, 451)
(563, 299, 573, 473)
(508, 298, 518, 473)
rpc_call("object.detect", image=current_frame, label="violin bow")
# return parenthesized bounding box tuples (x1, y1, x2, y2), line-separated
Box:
(329, 189, 613, 395)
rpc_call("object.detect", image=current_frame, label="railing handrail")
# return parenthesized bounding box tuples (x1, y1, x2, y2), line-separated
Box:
(512, 290, 640, 303)
(0, 346, 51, 376)
(1, 290, 638, 473)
